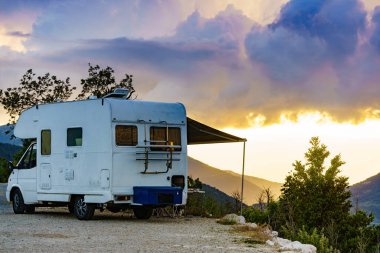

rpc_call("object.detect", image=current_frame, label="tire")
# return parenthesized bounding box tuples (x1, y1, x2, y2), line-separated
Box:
(12, 189, 25, 214)
(25, 205, 35, 214)
(133, 206, 153, 219)
(73, 196, 95, 220)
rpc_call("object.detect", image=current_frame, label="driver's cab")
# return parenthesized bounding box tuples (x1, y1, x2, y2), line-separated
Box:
(8, 142, 38, 203)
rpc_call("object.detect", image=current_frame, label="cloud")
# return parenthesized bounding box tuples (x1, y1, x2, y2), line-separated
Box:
(370, 6, 380, 53)
(6, 31, 31, 38)
(245, 0, 366, 81)
(2, 0, 380, 128)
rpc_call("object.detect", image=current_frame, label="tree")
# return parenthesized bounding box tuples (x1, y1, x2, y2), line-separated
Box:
(0, 69, 75, 124)
(188, 176, 202, 189)
(231, 190, 241, 213)
(77, 63, 135, 99)
(279, 137, 351, 232)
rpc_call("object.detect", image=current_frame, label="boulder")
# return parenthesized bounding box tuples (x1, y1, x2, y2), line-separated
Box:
(219, 214, 245, 224)
(274, 238, 316, 253)
(245, 222, 257, 229)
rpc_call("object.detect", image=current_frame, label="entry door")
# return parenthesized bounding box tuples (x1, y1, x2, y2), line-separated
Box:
(65, 127, 83, 184)
(17, 143, 37, 203)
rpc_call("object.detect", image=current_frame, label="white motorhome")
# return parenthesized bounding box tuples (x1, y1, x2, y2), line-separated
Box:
(6, 90, 188, 220)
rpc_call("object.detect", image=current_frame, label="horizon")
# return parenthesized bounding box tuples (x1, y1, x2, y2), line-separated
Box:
(2, 0, 380, 185)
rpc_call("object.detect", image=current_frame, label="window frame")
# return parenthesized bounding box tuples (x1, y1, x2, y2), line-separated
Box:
(41, 129, 51, 156)
(67, 127, 83, 147)
(149, 126, 182, 151)
(115, 125, 138, 147)
(17, 143, 37, 170)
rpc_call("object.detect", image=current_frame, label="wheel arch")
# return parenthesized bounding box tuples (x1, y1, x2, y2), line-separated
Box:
(9, 185, 23, 201)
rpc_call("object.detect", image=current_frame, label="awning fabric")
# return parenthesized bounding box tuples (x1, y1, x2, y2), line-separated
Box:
(187, 117, 246, 145)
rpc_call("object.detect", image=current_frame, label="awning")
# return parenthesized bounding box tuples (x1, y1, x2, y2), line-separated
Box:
(187, 117, 246, 145)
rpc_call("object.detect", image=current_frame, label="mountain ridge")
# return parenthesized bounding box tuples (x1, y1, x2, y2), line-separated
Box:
(188, 157, 282, 205)
(350, 172, 380, 223)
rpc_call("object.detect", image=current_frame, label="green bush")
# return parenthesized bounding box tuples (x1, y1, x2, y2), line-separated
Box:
(243, 207, 269, 224)
(0, 157, 10, 183)
(242, 202, 280, 230)
(296, 227, 340, 253)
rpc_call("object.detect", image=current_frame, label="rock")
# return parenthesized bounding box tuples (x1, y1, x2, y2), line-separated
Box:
(219, 214, 245, 224)
(266, 240, 275, 246)
(271, 231, 278, 238)
(245, 222, 257, 229)
(278, 240, 317, 253)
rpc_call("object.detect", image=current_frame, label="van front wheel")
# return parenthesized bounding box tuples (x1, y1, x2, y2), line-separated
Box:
(12, 189, 25, 214)
(73, 197, 95, 220)
(133, 206, 153, 219)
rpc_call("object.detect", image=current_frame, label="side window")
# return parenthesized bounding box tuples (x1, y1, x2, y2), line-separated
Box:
(150, 127, 181, 151)
(41, 129, 51, 155)
(18, 144, 37, 169)
(67, 127, 82, 146)
(115, 125, 138, 146)
(168, 128, 181, 147)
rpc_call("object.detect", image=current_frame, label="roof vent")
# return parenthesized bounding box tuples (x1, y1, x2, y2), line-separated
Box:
(102, 88, 130, 99)
(88, 95, 98, 100)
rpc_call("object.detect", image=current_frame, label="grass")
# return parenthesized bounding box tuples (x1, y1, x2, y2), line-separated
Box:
(216, 219, 238, 225)
(231, 224, 272, 245)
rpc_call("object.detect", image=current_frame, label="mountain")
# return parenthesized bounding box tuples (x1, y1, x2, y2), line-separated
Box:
(0, 125, 22, 146)
(350, 173, 380, 224)
(0, 143, 21, 160)
(188, 157, 282, 205)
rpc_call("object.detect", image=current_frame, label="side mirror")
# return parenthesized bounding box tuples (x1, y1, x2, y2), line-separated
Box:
(8, 161, 15, 171)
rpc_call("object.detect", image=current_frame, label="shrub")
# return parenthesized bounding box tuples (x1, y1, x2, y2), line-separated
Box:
(296, 227, 340, 253)
(243, 207, 269, 224)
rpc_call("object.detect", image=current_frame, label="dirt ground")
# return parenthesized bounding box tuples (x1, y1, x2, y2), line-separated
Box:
(0, 184, 276, 253)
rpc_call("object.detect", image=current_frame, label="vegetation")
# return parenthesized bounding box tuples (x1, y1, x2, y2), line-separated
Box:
(295, 227, 340, 253)
(185, 176, 236, 217)
(0, 69, 75, 125)
(77, 63, 135, 99)
(232, 224, 272, 245)
(242, 137, 380, 252)
(0, 157, 10, 183)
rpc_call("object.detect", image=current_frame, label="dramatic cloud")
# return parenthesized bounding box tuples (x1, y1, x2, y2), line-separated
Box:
(1, 0, 380, 127)
(370, 6, 380, 53)
(245, 0, 366, 81)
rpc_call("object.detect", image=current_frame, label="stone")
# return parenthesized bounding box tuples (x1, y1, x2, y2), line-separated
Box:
(219, 214, 245, 224)
(245, 222, 258, 229)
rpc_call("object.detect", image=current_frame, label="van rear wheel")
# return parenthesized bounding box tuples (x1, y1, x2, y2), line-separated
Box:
(73, 197, 95, 220)
(12, 189, 25, 214)
(133, 206, 153, 219)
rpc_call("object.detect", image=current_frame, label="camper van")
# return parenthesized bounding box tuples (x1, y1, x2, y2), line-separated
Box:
(6, 90, 188, 220)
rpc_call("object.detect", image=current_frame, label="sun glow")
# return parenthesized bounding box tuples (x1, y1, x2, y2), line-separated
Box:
(188, 112, 380, 185)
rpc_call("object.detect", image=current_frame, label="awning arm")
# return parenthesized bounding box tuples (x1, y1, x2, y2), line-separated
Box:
(240, 140, 247, 216)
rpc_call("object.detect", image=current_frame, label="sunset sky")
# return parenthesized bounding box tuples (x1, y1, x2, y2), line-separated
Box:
(1, 0, 380, 184)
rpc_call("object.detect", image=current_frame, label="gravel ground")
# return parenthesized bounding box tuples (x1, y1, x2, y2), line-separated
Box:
(0, 184, 276, 253)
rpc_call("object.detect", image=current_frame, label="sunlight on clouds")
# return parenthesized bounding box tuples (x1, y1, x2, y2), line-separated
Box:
(362, 0, 380, 11)
(0, 10, 36, 53)
(184, 0, 288, 25)
(189, 112, 380, 185)
(0, 26, 28, 52)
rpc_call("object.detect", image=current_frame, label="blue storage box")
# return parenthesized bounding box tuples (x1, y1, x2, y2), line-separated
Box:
(133, 186, 183, 205)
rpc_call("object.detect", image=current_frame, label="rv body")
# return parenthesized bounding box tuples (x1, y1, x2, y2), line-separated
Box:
(6, 97, 187, 219)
